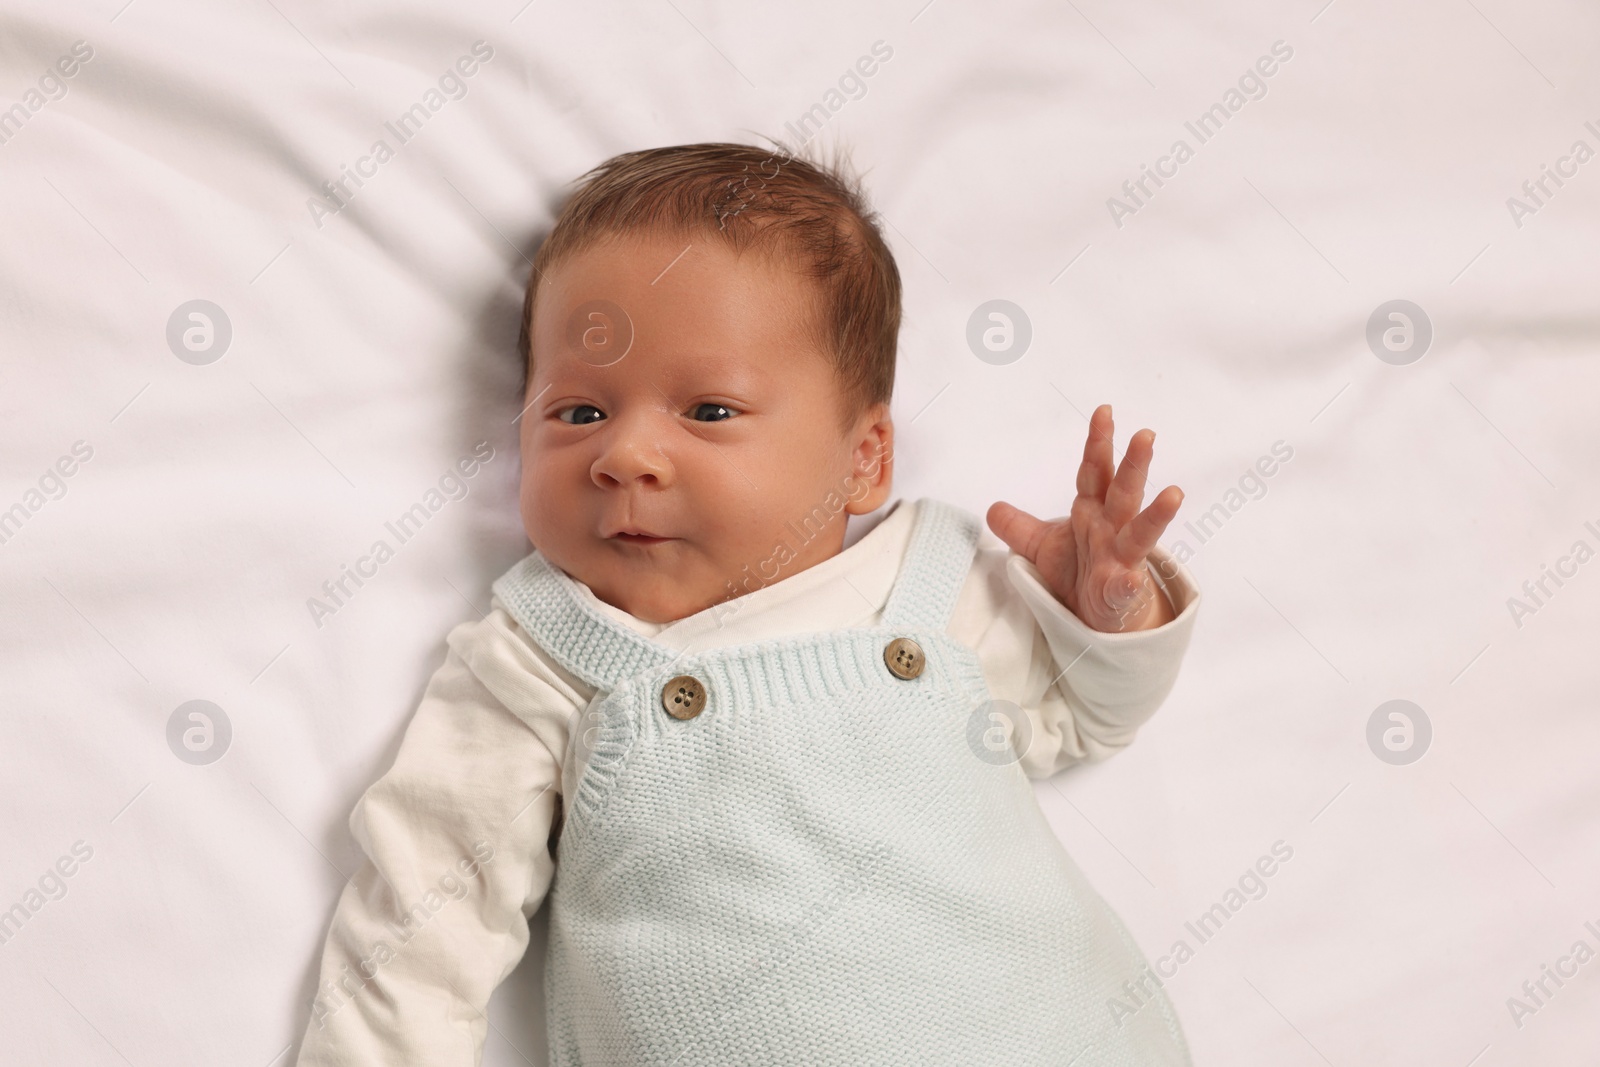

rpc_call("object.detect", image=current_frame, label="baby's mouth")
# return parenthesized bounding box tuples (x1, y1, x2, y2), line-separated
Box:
(611, 532, 675, 546)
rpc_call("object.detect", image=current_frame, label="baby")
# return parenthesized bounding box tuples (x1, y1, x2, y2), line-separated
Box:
(296, 142, 1200, 1066)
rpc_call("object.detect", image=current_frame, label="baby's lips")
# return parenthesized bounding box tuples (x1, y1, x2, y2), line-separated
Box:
(607, 530, 679, 547)
(600, 520, 674, 539)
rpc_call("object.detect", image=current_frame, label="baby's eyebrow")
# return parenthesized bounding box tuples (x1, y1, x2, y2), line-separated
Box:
(536, 362, 768, 399)
(635, 354, 772, 383)
(537, 337, 778, 380)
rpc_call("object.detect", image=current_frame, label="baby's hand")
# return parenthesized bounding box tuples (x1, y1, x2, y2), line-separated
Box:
(987, 404, 1184, 633)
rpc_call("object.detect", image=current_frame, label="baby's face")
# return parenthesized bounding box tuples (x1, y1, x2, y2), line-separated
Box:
(519, 229, 893, 624)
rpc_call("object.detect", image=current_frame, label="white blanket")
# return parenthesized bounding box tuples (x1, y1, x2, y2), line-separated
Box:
(3, 1, 1595, 1063)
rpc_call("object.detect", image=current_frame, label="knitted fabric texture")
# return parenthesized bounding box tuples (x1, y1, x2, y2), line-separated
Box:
(492, 498, 1191, 1066)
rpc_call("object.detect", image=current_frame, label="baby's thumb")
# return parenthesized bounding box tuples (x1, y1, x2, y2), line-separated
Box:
(985, 501, 1045, 563)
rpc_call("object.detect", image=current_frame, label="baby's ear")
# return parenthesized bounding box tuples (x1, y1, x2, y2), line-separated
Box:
(845, 407, 894, 514)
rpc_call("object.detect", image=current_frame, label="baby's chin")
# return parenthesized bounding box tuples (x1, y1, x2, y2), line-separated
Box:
(597, 576, 723, 625)
(571, 542, 728, 624)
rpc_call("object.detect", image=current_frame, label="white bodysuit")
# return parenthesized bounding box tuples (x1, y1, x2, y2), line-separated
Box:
(294, 496, 1201, 1065)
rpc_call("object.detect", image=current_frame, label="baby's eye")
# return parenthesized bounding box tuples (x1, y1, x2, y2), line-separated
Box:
(690, 403, 740, 423)
(556, 404, 605, 425)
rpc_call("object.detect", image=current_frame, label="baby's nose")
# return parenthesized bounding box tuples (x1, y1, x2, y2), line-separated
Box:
(590, 418, 674, 488)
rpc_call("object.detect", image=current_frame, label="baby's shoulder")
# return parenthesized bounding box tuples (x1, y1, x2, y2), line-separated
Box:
(446, 599, 590, 710)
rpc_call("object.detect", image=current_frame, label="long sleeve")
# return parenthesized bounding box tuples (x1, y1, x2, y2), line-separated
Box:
(1009, 545, 1199, 775)
(295, 612, 576, 1066)
(957, 534, 1201, 780)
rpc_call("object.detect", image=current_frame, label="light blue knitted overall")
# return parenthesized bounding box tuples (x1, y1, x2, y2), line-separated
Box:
(492, 498, 1191, 1066)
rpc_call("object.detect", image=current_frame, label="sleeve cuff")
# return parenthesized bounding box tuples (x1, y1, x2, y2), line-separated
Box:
(1005, 544, 1201, 752)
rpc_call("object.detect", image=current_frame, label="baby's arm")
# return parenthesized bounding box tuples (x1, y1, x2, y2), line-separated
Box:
(963, 404, 1200, 776)
(1004, 545, 1198, 774)
(294, 614, 569, 1066)
(958, 531, 1199, 778)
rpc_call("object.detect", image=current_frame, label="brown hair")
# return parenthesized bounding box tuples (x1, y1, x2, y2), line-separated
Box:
(518, 141, 901, 432)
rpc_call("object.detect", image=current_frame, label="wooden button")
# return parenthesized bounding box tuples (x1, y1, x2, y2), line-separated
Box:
(883, 637, 925, 680)
(661, 674, 707, 720)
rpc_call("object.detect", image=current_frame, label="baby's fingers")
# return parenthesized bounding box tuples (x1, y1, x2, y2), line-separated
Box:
(1075, 404, 1116, 501)
(1113, 485, 1184, 563)
(1103, 428, 1155, 527)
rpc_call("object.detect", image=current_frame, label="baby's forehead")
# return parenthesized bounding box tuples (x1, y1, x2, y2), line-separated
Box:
(535, 229, 825, 339)
(529, 252, 849, 411)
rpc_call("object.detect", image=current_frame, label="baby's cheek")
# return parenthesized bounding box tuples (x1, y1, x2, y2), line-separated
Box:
(519, 464, 564, 548)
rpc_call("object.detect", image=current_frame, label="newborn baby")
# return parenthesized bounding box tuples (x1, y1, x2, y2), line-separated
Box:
(296, 142, 1200, 1066)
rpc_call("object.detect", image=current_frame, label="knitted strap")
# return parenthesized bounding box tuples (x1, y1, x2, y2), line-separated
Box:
(878, 497, 981, 634)
(491, 553, 680, 691)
